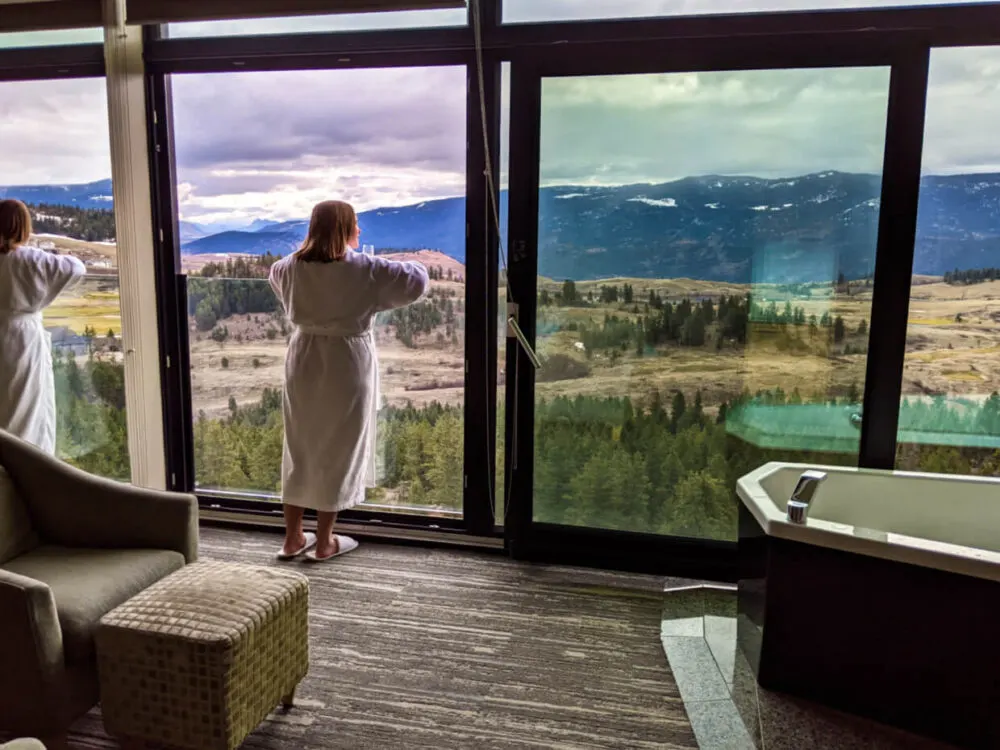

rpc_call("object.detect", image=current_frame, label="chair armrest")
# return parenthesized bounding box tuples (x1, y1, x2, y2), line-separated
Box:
(0, 570, 64, 722)
(0, 430, 198, 562)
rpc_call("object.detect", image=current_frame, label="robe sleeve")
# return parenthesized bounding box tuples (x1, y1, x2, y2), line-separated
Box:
(34, 253, 86, 309)
(268, 259, 283, 298)
(371, 257, 430, 312)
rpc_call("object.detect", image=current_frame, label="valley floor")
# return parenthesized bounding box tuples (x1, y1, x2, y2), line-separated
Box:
(46, 273, 1000, 420)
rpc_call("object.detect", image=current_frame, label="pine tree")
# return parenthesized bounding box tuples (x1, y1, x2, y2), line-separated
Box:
(670, 391, 687, 433)
(834, 316, 846, 343)
(561, 280, 579, 306)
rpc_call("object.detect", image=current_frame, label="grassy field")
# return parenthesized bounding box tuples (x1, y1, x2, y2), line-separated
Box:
(46, 268, 1000, 419)
(44, 278, 124, 336)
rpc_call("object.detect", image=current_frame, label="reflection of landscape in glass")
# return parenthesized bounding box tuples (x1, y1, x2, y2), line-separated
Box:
(531, 69, 889, 540)
(896, 47, 1000, 475)
(48, 272, 130, 481)
(171, 67, 467, 514)
(529, 58, 1000, 541)
(0, 77, 130, 481)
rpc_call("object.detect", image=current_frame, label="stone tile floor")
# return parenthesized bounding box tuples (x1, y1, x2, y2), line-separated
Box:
(661, 585, 959, 750)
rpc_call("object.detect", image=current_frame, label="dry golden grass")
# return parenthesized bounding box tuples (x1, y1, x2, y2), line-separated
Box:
(909, 317, 955, 326)
(943, 370, 986, 383)
(44, 282, 123, 335)
(189, 326, 466, 419)
(188, 275, 466, 418)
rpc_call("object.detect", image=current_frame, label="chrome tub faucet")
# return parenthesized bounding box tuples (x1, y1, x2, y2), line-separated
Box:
(787, 470, 827, 524)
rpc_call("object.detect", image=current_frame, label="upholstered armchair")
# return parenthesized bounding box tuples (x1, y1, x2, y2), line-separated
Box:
(0, 429, 198, 746)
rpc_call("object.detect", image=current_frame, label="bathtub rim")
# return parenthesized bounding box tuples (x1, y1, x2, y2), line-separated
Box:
(737, 462, 1000, 584)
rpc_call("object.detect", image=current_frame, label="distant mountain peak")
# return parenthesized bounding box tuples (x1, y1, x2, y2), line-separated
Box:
(8, 172, 1000, 282)
(0, 178, 114, 210)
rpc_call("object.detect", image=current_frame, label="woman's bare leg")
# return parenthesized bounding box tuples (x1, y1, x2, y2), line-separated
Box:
(282, 503, 307, 555)
(315, 511, 339, 557)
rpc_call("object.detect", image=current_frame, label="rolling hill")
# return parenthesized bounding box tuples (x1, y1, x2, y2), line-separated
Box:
(182, 198, 467, 261)
(0, 179, 114, 210)
(181, 172, 1000, 282)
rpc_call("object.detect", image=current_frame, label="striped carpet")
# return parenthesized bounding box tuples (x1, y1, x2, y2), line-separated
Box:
(65, 527, 697, 749)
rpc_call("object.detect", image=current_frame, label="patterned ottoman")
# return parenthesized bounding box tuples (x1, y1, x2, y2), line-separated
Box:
(95, 561, 309, 750)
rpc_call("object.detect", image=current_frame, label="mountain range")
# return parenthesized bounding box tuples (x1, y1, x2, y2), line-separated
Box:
(0, 179, 115, 209)
(181, 196, 468, 263)
(4, 172, 1000, 283)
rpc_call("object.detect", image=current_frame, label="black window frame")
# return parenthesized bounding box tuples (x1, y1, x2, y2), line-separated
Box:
(0, 43, 104, 81)
(136, 0, 1000, 576)
(144, 9, 503, 538)
(503, 38, 929, 579)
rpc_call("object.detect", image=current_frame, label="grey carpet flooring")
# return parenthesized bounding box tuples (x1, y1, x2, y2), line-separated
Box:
(66, 527, 697, 749)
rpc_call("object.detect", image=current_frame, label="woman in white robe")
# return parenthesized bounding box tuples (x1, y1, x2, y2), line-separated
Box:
(269, 200, 428, 561)
(0, 199, 86, 454)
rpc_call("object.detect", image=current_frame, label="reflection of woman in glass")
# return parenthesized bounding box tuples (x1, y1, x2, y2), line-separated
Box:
(270, 201, 428, 561)
(0, 199, 86, 454)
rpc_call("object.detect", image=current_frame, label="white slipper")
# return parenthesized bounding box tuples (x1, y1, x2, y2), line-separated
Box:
(304, 535, 359, 562)
(277, 532, 317, 561)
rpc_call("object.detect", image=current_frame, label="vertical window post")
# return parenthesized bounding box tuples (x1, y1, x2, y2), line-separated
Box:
(103, 0, 167, 488)
(860, 47, 930, 470)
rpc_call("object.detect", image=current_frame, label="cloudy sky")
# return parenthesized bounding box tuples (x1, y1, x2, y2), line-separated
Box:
(536, 67, 896, 186)
(1, 3, 999, 226)
(170, 67, 467, 224)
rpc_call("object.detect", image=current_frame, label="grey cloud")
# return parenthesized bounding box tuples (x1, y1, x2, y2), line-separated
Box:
(0, 77, 110, 184)
(177, 170, 317, 198)
(537, 67, 892, 186)
(924, 47, 1000, 174)
(171, 67, 465, 176)
(534, 46, 1000, 187)
(170, 67, 467, 218)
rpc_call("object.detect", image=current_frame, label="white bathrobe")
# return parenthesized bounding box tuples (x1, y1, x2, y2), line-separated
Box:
(0, 247, 86, 454)
(269, 251, 429, 512)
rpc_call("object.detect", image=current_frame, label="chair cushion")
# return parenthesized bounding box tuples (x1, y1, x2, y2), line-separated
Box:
(0, 467, 38, 565)
(1, 546, 185, 665)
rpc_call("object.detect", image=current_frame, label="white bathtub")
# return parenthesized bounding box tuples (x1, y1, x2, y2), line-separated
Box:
(737, 462, 1000, 582)
(737, 461, 1000, 747)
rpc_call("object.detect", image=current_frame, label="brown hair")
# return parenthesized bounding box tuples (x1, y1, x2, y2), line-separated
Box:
(295, 200, 356, 263)
(0, 199, 31, 255)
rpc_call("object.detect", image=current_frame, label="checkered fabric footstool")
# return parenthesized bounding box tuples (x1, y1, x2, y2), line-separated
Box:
(95, 561, 309, 750)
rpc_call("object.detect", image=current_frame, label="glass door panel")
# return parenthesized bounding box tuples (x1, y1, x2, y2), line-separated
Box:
(532, 67, 891, 540)
(170, 66, 467, 517)
(895, 46, 1000, 475)
(0, 77, 131, 481)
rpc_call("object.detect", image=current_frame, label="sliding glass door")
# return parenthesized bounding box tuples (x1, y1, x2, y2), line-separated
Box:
(168, 65, 468, 520)
(504, 53, 912, 562)
(0, 76, 132, 482)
